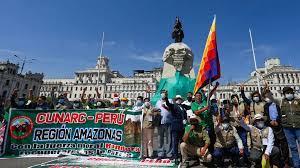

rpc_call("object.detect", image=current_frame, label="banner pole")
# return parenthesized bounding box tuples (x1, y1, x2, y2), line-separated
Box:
(249, 28, 261, 94)
(140, 109, 143, 159)
(1, 108, 12, 156)
(206, 70, 212, 107)
(97, 32, 105, 89)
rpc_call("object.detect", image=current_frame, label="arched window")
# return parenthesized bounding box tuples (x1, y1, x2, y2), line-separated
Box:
(2, 90, 7, 98)
(24, 84, 28, 89)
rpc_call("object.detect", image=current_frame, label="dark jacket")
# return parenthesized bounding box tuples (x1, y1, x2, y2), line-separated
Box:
(166, 99, 187, 131)
(280, 98, 300, 128)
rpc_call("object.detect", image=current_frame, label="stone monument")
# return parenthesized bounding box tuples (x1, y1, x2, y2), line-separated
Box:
(151, 17, 196, 103)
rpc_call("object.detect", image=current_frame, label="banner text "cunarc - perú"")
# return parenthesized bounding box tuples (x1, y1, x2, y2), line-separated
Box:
(35, 112, 125, 125)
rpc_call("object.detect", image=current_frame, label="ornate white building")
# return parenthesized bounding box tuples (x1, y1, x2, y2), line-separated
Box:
(0, 60, 44, 100)
(215, 58, 300, 100)
(40, 56, 162, 101)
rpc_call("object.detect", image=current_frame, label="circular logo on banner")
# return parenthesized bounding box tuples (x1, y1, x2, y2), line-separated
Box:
(10, 116, 33, 140)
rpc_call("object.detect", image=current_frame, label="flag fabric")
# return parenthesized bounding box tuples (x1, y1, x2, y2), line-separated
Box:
(194, 16, 221, 94)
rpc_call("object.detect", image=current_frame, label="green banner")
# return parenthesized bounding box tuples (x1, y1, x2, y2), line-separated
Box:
(5, 109, 142, 158)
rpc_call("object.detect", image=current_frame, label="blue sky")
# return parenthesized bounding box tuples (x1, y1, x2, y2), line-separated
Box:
(0, 0, 299, 83)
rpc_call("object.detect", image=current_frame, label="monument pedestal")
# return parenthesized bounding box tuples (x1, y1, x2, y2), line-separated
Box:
(151, 18, 195, 103)
(151, 71, 195, 103)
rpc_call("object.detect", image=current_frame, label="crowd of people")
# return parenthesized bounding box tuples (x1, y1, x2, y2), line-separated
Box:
(0, 83, 299, 168)
(139, 82, 299, 168)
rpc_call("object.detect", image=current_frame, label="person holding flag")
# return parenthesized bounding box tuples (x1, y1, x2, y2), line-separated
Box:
(192, 15, 221, 154)
(193, 15, 220, 96)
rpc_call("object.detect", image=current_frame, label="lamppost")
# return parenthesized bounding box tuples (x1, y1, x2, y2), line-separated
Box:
(14, 54, 36, 74)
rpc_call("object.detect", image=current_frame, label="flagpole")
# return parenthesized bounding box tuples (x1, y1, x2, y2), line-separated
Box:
(207, 71, 212, 107)
(97, 32, 105, 88)
(249, 28, 261, 94)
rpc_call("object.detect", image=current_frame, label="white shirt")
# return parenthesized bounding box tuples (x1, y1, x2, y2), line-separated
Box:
(155, 99, 173, 124)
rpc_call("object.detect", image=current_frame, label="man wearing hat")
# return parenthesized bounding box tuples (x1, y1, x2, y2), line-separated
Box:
(180, 113, 211, 168)
(213, 116, 244, 167)
(241, 113, 280, 168)
(165, 95, 187, 162)
(120, 97, 129, 109)
(280, 86, 300, 168)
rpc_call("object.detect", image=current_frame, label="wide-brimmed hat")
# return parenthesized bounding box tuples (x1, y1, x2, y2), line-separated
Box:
(120, 97, 128, 102)
(254, 113, 264, 121)
(189, 113, 200, 122)
(175, 95, 183, 100)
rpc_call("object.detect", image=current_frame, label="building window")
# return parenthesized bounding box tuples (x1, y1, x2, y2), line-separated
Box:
(66, 87, 69, 91)
(80, 87, 82, 91)
(33, 86, 36, 91)
(5, 80, 10, 86)
(74, 94, 77, 98)
(90, 87, 92, 91)
(24, 84, 28, 90)
(69, 94, 72, 98)
(76, 87, 78, 91)
(2, 90, 7, 98)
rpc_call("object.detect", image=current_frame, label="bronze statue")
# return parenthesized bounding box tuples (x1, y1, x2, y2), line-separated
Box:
(172, 17, 184, 43)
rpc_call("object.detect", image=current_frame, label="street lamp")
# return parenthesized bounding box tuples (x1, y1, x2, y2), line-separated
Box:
(14, 54, 36, 74)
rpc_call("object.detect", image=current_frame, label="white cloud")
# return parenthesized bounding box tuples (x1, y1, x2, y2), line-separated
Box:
(104, 41, 117, 47)
(240, 44, 274, 56)
(130, 51, 162, 63)
(0, 49, 23, 56)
